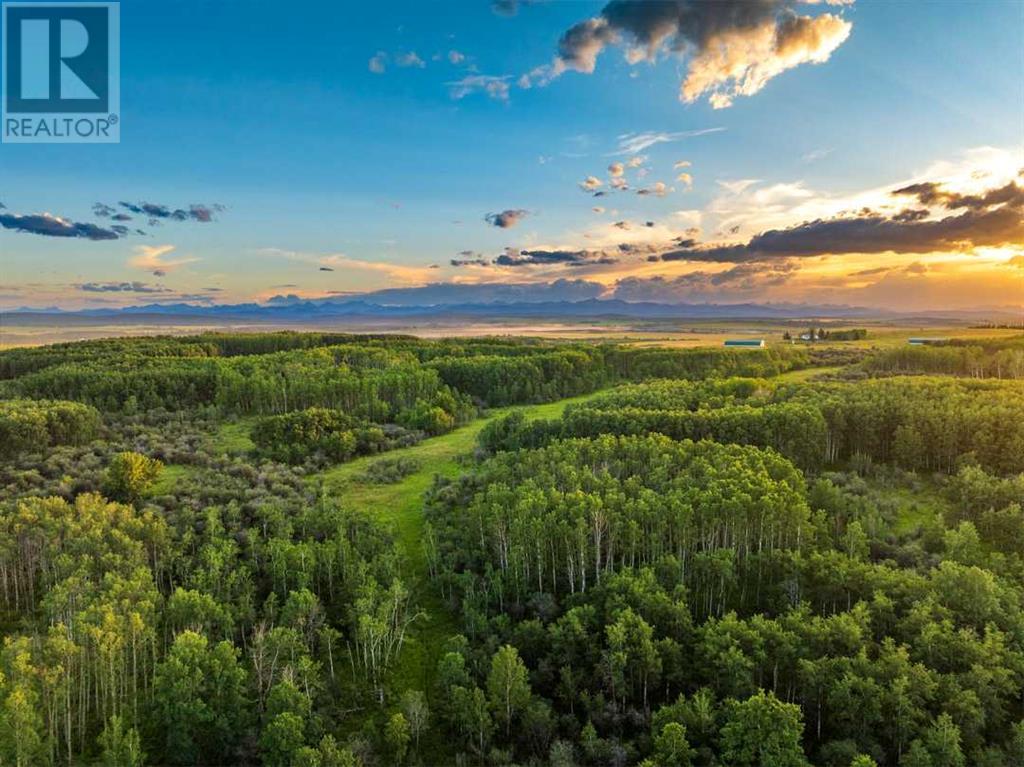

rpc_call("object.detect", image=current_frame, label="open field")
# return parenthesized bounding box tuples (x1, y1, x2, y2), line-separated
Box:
(3, 314, 1020, 349)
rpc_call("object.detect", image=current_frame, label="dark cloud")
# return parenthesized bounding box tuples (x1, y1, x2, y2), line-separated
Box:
(79, 281, 170, 293)
(111, 212, 133, 222)
(891, 208, 929, 223)
(492, 248, 620, 268)
(849, 265, 892, 278)
(0, 212, 121, 241)
(451, 251, 490, 266)
(319, 266, 335, 272)
(658, 181, 1024, 263)
(118, 201, 223, 222)
(496, 249, 589, 267)
(485, 209, 529, 228)
(92, 203, 116, 218)
(892, 180, 1024, 211)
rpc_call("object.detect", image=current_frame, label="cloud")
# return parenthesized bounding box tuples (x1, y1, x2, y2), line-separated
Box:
(611, 260, 798, 301)
(92, 203, 116, 218)
(396, 51, 426, 69)
(79, 281, 171, 294)
(534, 1, 853, 109)
(262, 248, 441, 286)
(117, 201, 223, 223)
(802, 148, 833, 163)
(579, 175, 604, 192)
(369, 52, 387, 73)
(593, 206, 606, 214)
(676, 172, 693, 189)
(891, 180, 1024, 211)
(448, 50, 466, 65)
(657, 180, 1024, 263)
(674, 160, 692, 170)
(128, 244, 200, 274)
(448, 74, 511, 101)
(0, 211, 121, 240)
(495, 249, 617, 267)
(615, 128, 724, 155)
(682, 9, 852, 108)
(485, 208, 529, 228)
(636, 181, 672, 197)
(717, 178, 761, 195)
(608, 162, 625, 178)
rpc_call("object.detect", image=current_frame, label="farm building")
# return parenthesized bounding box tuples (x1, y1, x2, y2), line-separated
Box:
(724, 339, 766, 348)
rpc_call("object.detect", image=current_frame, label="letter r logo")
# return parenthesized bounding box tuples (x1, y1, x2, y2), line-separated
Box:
(4, 3, 113, 113)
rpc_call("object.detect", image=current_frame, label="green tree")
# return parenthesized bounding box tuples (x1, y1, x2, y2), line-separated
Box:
(385, 712, 411, 765)
(260, 712, 307, 767)
(652, 722, 695, 766)
(151, 631, 248, 765)
(0, 683, 45, 767)
(487, 645, 532, 739)
(99, 715, 145, 767)
(102, 451, 163, 503)
(909, 714, 965, 767)
(400, 690, 429, 751)
(719, 691, 810, 767)
(452, 685, 492, 755)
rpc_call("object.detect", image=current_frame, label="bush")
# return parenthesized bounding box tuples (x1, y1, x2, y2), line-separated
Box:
(360, 456, 421, 484)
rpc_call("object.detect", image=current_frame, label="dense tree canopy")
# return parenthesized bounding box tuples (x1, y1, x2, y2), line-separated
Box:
(0, 331, 1021, 765)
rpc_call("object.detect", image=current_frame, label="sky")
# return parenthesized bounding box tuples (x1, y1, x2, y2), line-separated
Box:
(1, 0, 1022, 312)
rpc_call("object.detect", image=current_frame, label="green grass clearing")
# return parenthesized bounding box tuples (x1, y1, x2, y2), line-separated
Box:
(148, 463, 193, 495)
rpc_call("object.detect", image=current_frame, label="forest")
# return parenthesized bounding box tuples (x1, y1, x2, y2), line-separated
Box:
(0, 331, 1022, 767)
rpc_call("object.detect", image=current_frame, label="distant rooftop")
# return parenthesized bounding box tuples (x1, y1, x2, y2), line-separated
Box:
(724, 339, 765, 348)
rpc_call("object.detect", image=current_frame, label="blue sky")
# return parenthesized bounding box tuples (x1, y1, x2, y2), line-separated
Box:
(1, 0, 1022, 311)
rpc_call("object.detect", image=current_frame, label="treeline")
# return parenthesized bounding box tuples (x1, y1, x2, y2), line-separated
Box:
(482, 376, 1024, 475)
(8, 349, 466, 418)
(776, 377, 1024, 474)
(0, 332, 422, 379)
(428, 350, 611, 406)
(603, 345, 806, 381)
(861, 336, 1024, 379)
(2, 335, 812, 415)
(0, 398, 102, 459)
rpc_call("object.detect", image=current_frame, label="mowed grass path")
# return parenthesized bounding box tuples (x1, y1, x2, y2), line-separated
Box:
(314, 392, 604, 701)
